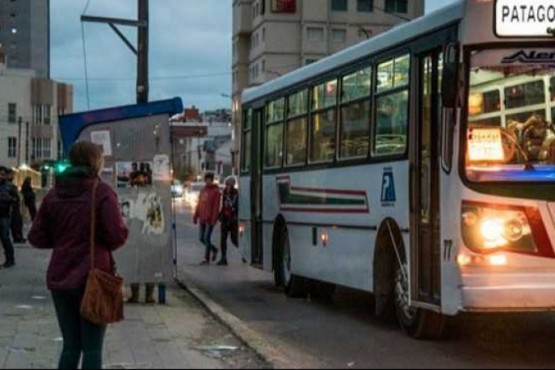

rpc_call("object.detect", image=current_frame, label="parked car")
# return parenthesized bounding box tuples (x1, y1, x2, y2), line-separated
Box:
(186, 182, 205, 208)
(171, 180, 185, 199)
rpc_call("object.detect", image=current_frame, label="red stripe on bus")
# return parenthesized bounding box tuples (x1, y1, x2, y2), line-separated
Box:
(280, 206, 370, 214)
(290, 186, 367, 197)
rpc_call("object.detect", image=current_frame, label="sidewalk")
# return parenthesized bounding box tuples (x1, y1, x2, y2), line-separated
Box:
(0, 245, 267, 369)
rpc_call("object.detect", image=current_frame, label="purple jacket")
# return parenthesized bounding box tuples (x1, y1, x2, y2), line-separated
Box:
(29, 167, 129, 291)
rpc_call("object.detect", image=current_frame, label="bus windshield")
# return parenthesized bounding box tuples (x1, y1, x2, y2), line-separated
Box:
(465, 48, 555, 183)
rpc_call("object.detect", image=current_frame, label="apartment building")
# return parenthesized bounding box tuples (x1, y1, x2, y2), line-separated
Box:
(0, 62, 73, 170)
(0, 0, 50, 78)
(231, 0, 425, 167)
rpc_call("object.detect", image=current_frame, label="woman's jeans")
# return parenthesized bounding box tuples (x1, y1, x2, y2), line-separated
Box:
(199, 224, 216, 262)
(52, 289, 107, 370)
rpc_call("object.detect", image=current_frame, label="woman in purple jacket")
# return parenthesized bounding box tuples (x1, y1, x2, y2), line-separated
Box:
(29, 142, 129, 370)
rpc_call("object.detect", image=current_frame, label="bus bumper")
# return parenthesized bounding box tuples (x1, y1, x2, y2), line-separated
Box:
(461, 272, 555, 312)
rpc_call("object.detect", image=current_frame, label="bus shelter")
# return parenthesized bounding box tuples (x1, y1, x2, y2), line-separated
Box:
(59, 98, 183, 284)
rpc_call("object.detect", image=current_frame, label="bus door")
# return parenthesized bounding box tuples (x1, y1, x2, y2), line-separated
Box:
(410, 48, 443, 306)
(251, 108, 264, 266)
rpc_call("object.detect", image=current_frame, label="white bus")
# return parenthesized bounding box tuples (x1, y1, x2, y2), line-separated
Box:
(238, 0, 555, 339)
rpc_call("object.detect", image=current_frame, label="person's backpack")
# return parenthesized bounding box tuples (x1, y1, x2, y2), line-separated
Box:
(0, 183, 14, 215)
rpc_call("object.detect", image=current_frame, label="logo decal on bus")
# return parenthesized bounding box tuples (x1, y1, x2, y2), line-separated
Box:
(276, 176, 369, 214)
(381, 168, 396, 206)
(501, 50, 555, 64)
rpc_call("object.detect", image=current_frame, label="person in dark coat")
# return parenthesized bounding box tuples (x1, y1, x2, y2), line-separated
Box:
(6, 169, 25, 243)
(21, 177, 37, 221)
(218, 177, 239, 266)
(0, 166, 16, 268)
(29, 141, 129, 370)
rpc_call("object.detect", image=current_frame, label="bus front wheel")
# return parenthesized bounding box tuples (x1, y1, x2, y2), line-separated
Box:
(394, 260, 446, 340)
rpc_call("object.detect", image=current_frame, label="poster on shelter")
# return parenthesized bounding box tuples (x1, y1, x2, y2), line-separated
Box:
(91, 130, 113, 156)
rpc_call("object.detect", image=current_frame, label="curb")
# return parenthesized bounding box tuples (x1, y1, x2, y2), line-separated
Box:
(175, 274, 301, 370)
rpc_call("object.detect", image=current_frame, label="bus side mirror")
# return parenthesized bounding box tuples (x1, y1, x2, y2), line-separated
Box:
(442, 42, 460, 109)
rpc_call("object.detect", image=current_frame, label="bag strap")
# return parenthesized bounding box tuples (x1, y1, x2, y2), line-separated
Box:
(90, 179, 100, 272)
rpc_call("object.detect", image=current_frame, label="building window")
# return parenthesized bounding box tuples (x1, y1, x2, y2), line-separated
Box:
(271, 0, 296, 13)
(331, 0, 348, 11)
(385, 0, 408, 13)
(8, 137, 17, 158)
(8, 103, 16, 123)
(307, 27, 324, 42)
(331, 29, 347, 43)
(32, 138, 52, 159)
(44, 105, 51, 124)
(357, 0, 374, 12)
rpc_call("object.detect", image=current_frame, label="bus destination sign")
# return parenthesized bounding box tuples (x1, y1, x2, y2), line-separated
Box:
(495, 0, 555, 37)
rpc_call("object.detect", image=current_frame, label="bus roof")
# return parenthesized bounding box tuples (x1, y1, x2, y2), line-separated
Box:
(242, 0, 464, 105)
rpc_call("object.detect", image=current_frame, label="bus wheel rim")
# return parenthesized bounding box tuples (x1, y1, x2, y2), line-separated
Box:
(395, 262, 416, 321)
(283, 238, 292, 285)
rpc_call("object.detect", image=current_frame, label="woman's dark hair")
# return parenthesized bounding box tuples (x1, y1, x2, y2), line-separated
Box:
(204, 173, 215, 181)
(23, 177, 32, 187)
(69, 141, 104, 176)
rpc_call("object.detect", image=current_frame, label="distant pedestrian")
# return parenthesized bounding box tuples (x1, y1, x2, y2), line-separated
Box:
(218, 177, 239, 266)
(6, 169, 25, 244)
(29, 142, 129, 370)
(194, 173, 221, 265)
(0, 166, 16, 269)
(21, 177, 37, 221)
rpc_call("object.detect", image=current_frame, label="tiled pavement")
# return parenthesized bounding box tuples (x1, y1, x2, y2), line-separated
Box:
(0, 245, 266, 369)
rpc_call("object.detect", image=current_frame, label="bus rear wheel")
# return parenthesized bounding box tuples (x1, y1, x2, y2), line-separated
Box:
(276, 227, 308, 298)
(394, 260, 446, 340)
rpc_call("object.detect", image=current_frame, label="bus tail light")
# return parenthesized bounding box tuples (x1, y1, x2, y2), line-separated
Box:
(462, 201, 554, 258)
(239, 224, 245, 237)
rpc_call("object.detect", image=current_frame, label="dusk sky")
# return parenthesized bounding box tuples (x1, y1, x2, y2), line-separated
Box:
(50, 0, 457, 114)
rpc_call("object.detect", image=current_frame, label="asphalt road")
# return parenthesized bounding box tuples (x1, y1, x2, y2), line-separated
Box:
(174, 199, 555, 369)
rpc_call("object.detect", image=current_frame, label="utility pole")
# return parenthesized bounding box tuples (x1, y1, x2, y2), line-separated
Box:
(81, 0, 149, 104)
(137, 0, 149, 104)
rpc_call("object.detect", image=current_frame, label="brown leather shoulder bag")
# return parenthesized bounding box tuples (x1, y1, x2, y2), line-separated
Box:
(80, 179, 124, 325)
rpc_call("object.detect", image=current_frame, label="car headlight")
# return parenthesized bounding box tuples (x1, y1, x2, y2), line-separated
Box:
(462, 202, 539, 254)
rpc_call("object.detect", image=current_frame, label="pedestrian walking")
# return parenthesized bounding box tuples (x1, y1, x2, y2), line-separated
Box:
(28, 142, 129, 370)
(6, 169, 25, 243)
(21, 177, 37, 221)
(218, 177, 239, 266)
(0, 166, 16, 269)
(194, 173, 221, 265)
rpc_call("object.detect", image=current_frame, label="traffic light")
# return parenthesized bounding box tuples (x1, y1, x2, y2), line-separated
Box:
(54, 161, 71, 174)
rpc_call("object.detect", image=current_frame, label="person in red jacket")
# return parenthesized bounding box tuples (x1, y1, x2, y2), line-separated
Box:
(29, 141, 129, 370)
(194, 173, 221, 265)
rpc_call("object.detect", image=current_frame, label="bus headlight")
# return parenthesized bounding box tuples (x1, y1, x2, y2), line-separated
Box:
(462, 202, 537, 254)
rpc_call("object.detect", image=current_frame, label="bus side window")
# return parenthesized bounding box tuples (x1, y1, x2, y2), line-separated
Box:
(339, 66, 372, 159)
(373, 55, 410, 157)
(285, 89, 309, 166)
